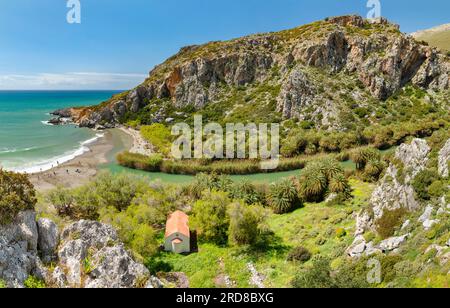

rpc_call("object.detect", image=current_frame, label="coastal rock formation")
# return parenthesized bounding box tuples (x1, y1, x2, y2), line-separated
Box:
(37, 218, 59, 263)
(54, 15, 450, 128)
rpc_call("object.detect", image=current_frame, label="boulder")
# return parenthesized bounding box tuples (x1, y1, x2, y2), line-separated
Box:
(379, 234, 409, 252)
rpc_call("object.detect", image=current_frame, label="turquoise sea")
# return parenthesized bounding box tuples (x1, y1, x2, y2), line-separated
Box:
(0, 91, 120, 173)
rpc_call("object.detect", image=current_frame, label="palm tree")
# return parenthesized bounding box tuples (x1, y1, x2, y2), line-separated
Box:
(269, 178, 302, 214)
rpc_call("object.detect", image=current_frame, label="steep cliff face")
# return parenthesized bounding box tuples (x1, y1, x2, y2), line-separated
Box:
(60, 15, 450, 128)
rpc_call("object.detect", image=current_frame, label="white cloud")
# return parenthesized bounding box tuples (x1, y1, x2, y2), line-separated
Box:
(0, 72, 147, 90)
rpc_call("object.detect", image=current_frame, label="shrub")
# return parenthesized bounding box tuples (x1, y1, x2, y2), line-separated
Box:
(292, 256, 335, 288)
(335, 227, 347, 238)
(375, 208, 407, 239)
(117, 152, 163, 172)
(24, 276, 46, 289)
(227, 202, 269, 246)
(191, 191, 230, 245)
(0, 170, 37, 225)
(268, 178, 303, 214)
(47, 186, 75, 217)
(229, 181, 265, 205)
(0, 280, 6, 288)
(287, 246, 312, 262)
(411, 169, 440, 200)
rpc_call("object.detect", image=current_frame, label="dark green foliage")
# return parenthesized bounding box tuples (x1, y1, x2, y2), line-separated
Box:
(411, 169, 441, 200)
(287, 246, 312, 262)
(375, 208, 407, 239)
(268, 178, 303, 214)
(298, 158, 351, 202)
(228, 202, 268, 246)
(0, 170, 37, 225)
(291, 256, 336, 288)
(191, 191, 231, 245)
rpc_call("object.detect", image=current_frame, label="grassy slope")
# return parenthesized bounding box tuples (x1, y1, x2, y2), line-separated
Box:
(151, 179, 373, 288)
(413, 24, 450, 52)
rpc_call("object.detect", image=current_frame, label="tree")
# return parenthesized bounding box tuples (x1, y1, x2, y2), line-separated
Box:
(227, 202, 269, 246)
(191, 191, 230, 244)
(0, 170, 37, 224)
(268, 178, 303, 214)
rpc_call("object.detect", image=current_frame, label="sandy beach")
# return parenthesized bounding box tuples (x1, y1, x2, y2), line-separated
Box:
(30, 130, 117, 192)
(118, 126, 154, 155)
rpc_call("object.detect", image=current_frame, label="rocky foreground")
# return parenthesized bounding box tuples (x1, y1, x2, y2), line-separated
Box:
(0, 214, 162, 288)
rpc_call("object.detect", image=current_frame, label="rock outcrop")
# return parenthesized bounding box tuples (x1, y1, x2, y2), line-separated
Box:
(0, 211, 44, 288)
(51, 220, 160, 288)
(1, 214, 162, 289)
(54, 15, 450, 128)
(349, 139, 432, 257)
(438, 139, 450, 178)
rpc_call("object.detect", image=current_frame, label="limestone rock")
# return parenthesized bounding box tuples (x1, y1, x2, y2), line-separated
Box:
(379, 234, 409, 252)
(438, 139, 450, 178)
(37, 218, 59, 263)
(0, 211, 40, 288)
(53, 220, 156, 288)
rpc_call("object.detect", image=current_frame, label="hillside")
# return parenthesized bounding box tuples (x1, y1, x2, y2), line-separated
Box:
(413, 24, 450, 53)
(54, 15, 450, 132)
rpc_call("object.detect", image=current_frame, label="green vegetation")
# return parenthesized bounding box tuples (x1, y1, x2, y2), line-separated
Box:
(24, 276, 46, 289)
(0, 280, 6, 288)
(411, 169, 443, 200)
(286, 246, 312, 263)
(117, 152, 163, 172)
(298, 158, 351, 202)
(268, 178, 303, 214)
(0, 170, 37, 224)
(141, 124, 172, 155)
(375, 208, 408, 239)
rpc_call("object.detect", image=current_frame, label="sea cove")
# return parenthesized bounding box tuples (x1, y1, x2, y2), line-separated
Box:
(0, 91, 120, 173)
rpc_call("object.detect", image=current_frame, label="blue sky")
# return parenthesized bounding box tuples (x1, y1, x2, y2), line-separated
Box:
(0, 0, 449, 90)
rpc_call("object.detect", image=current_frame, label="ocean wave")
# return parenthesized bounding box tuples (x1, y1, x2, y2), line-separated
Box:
(5, 133, 105, 174)
(41, 120, 54, 126)
(0, 147, 37, 154)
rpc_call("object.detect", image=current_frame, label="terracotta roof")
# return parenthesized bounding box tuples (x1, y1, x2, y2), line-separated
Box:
(165, 211, 190, 238)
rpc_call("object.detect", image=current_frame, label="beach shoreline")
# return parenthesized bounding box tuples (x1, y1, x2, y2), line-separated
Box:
(29, 129, 119, 192)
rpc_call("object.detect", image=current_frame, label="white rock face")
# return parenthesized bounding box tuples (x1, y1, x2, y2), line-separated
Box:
(379, 234, 409, 252)
(53, 220, 160, 288)
(438, 139, 450, 178)
(0, 211, 42, 288)
(37, 218, 59, 263)
(395, 138, 430, 184)
(346, 235, 367, 257)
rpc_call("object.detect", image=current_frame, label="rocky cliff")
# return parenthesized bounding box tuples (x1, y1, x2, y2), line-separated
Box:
(56, 15, 450, 129)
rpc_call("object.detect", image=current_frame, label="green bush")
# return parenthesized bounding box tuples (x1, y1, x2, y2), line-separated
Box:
(411, 169, 440, 200)
(268, 178, 303, 214)
(287, 246, 312, 262)
(0, 280, 6, 288)
(24, 276, 46, 289)
(375, 208, 407, 239)
(117, 152, 163, 172)
(0, 170, 37, 225)
(292, 256, 336, 288)
(191, 191, 231, 245)
(335, 227, 347, 238)
(227, 202, 268, 246)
